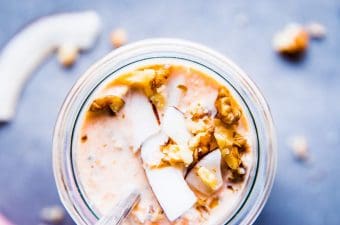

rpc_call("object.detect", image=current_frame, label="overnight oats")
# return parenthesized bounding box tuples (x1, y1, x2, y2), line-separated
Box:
(53, 39, 276, 225)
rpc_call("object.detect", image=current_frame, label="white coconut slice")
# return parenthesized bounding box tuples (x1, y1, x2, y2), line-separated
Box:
(140, 130, 197, 221)
(198, 88, 218, 116)
(99, 85, 129, 99)
(164, 75, 186, 108)
(140, 132, 168, 167)
(186, 149, 223, 195)
(122, 90, 160, 152)
(161, 106, 192, 146)
(0, 11, 101, 121)
(144, 167, 197, 221)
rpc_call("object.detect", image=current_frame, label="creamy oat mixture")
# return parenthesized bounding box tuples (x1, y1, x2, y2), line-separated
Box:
(76, 64, 253, 225)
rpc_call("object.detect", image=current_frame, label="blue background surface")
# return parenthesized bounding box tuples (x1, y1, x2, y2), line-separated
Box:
(0, 0, 339, 224)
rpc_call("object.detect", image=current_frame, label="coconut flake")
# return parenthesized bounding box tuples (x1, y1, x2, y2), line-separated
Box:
(0, 214, 14, 225)
(122, 91, 160, 152)
(164, 75, 186, 108)
(140, 132, 168, 167)
(197, 88, 218, 116)
(140, 129, 197, 221)
(0, 11, 101, 121)
(186, 149, 223, 195)
(144, 167, 197, 221)
(161, 106, 192, 146)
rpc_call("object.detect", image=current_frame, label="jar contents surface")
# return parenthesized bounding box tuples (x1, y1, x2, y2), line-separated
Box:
(76, 64, 253, 225)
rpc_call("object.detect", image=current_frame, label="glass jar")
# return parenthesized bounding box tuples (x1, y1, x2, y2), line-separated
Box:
(53, 39, 277, 225)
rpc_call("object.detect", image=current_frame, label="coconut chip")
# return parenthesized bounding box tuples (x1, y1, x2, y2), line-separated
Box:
(40, 205, 65, 224)
(0, 214, 14, 225)
(0, 11, 101, 121)
(305, 22, 326, 40)
(288, 135, 309, 161)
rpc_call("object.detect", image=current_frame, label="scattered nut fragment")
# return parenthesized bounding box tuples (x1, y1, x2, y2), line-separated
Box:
(57, 44, 79, 67)
(273, 23, 309, 54)
(305, 22, 326, 39)
(110, 28, 127, 48)
(213, 120, 234, 149)
(215, 88, 242, 125)
(90, 95, 125, 115)
(221, 147, 241, 170)
(197, 166, 219, 191)
(40, 205, 65, 224)
(161, 144, 193, 167)
(116, 67, 170, 109)
(288, 135, 309, 160)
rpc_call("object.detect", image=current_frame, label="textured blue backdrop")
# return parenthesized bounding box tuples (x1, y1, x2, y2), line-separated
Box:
(0, 0, 339, 224)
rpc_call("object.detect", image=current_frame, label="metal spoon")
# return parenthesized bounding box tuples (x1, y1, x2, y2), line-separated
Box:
(96, 189, 141, 225)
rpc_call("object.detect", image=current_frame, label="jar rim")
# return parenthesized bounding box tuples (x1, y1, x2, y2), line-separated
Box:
(53, 38, 277, 225)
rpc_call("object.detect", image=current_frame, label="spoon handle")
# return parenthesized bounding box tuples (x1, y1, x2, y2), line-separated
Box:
(96, 190, 141, 225)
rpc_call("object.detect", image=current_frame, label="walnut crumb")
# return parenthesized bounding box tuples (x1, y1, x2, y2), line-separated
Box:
(81, 135, 88, 143)
(288, 135, 309, 161)
(110, 28, 127, 48)
(273, 23, 309, 55)
(305, 22, 326, 40)
(57, 44, 79, 67)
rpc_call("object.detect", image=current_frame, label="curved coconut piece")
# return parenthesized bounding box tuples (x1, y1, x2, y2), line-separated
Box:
(140, 131, 197, 221)
(0, 11, 101, 121)
(164, 75, 186, 108)
(198, 88, 218, 116)
(186, 149, 223, 195)
(122, 91, 160, 152)
(140, 132, 168, 167)
(161, 106, 192, 146)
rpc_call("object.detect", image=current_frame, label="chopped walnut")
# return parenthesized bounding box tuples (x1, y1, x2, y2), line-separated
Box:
(213, 120, 234, 149)
(220, 146, 241, 170)
(186, 103, 210, 121)
(288, 135, 309, 160)
(117, 67, 170, 109)
(57, 44, 79, 67)
(215, 88, 242, 125)
(161, 144, 193, 167)
(189, 131, 214, 162)
(110, 28, 127, 48)
(197, 167, 219, 191)
(273, 23, 309, 54)
(89, 95, 125, 115)
(233, 132, 248, 150)
(195, 196, 219, 213)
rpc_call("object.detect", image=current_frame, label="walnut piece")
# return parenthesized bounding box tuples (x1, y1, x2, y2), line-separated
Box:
(161, 144, 193, 167)
(273, 23, 309, 54)
(215, 88, 242, 125)
(117, 67, 170, 109)
(110, 28, 127, 48)
(288, 135, 309, 160)
(57, 44, 79, 67)
(197, 166, 219, 191)
(89, 95, 125, 114)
